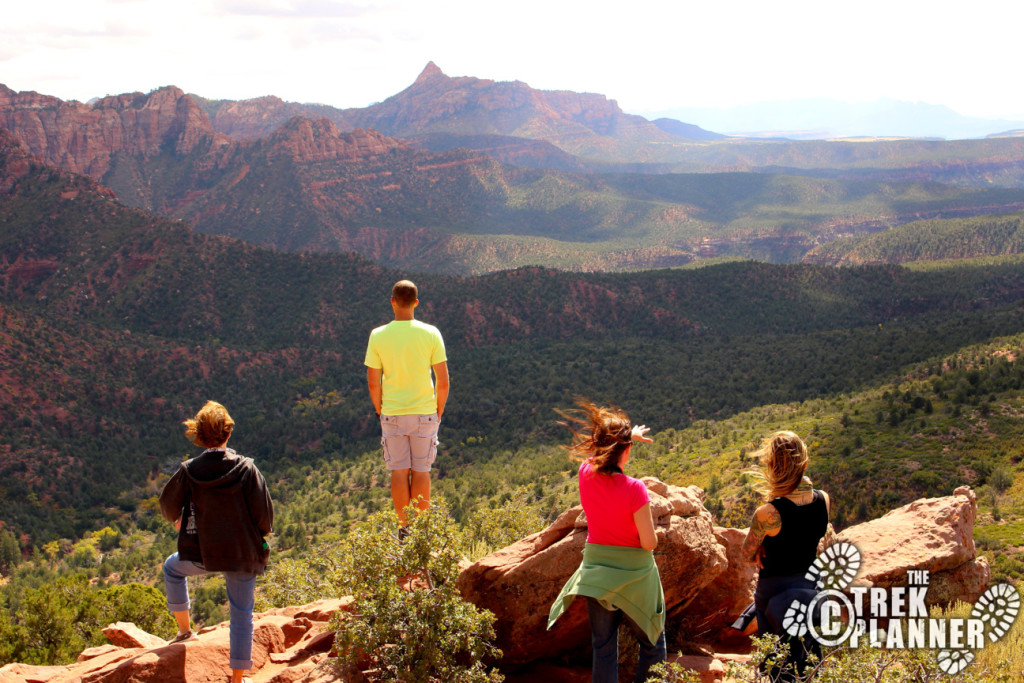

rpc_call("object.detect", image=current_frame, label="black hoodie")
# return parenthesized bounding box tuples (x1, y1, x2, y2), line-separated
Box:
(160, 448, 274, 574)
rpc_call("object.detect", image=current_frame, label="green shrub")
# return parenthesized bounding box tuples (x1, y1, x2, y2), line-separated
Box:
(329, 502, 503, 683)
(0, 575, 175, 666)
(643, 659, 701, 682)
(256, 549, 347, 611)
(464, 489, 545, 559)
(989, 466, 1014, 494)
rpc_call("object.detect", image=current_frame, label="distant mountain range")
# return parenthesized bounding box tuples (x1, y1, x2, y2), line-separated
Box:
(648, 98, 1024, 141)
(7, 66, 1024, 273)
(196, 62, 725, 153)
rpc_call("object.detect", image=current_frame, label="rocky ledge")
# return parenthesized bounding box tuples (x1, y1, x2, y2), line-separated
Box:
(0, 484, 988, 683)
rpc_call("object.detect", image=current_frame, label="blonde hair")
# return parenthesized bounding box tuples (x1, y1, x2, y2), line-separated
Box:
(753, 430, 809, 500)
(184, 400, 234, 448)
(559, 400, 632, 476)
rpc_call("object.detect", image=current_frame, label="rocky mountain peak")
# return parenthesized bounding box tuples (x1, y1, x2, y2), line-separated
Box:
(415, 61, 447, 83)
(342, 63, 679, 151)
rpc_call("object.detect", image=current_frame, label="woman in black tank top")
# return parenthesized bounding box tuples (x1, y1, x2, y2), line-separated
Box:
(740, 431, 832, 681)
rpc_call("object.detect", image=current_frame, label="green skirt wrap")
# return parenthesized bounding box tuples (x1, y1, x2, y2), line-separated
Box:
(547, 542, 665, 645)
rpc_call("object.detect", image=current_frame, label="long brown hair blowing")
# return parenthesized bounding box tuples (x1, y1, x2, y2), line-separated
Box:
(753, 430, 809, 500)
(559, 400, 633, 475)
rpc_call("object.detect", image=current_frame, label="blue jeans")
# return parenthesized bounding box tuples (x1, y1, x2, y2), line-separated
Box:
(163, 553, 257, 670)
(587, 597, 667, 683)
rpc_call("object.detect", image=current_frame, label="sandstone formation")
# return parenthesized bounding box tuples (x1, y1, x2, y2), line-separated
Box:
(0, 599, 348, 683)
(196, 95, 356, 141)
(0, 84, 225, 180)
(459, 482, 992, 671)
(456, 479, 729, 666)
(0, 128, 115, 200)
(0, 84, 408, 219)
(0, 487, 992, 682)
(924, 557, 991, 607)
(264, 119, 405, 164)
(837, 485, 988, 595)
(100, 622, 168, 650)
(674, 526, 759, 652)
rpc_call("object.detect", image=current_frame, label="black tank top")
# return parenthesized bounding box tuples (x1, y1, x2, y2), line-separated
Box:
(759, 490, 829, 578)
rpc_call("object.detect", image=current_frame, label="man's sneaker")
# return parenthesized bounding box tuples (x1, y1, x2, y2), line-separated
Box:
(169, 629, 198, 644)
(398, 526, 411, 543)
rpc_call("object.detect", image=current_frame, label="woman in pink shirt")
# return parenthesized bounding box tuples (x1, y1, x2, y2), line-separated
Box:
(548, 401, 666, 683)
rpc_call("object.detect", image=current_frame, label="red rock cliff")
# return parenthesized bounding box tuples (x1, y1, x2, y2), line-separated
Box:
(264, 118, 406, 163)
(0, 84, 225, 179)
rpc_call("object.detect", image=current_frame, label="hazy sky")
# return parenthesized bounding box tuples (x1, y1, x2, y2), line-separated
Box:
(4, 0, 1023, 120)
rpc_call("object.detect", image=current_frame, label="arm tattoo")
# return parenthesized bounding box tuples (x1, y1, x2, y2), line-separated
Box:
(742, 506, 782, 561)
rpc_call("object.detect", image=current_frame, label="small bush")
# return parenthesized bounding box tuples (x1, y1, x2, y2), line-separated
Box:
(989, 466, 1014, 494)
(464, 489, 545, 559)
(256, 548, 346, 611)
(643, 659, 700, 682)
(330, 501, 503, 683)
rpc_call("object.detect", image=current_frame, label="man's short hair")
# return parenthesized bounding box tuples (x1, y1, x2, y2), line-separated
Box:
(392, 280, 418, 307)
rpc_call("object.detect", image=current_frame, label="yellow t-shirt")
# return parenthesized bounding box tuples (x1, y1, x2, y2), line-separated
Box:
(364, 320, 447, 416)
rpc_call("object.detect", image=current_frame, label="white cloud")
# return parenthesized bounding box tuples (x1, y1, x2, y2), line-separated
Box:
(211, 0, 386, 19)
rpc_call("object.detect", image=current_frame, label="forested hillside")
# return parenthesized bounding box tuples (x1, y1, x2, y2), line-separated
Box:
(269, 331, 1024, 582)
(804, 210, 1024, 265)
(4, 127, 1024, 544)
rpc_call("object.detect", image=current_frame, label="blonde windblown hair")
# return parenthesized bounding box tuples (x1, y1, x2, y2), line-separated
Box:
(753, 430, 810, 500)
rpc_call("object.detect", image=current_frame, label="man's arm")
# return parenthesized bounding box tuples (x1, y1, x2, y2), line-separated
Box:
(367, 366, 383, 416)
(433, 361, 449, 419)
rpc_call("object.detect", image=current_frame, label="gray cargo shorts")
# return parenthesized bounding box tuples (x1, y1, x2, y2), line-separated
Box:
(380, 414, 439, 472)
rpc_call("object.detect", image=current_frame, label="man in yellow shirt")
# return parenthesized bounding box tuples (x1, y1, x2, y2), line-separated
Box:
(365, 280, 449, 529)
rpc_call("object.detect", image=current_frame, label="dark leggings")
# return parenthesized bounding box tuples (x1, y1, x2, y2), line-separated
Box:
(754, 574, 821, 681)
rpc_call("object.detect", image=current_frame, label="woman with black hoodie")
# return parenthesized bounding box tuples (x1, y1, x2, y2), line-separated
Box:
(160, 401, 274, 683)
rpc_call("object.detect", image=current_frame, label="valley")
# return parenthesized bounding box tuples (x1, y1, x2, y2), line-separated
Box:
(2, 65, 1024, 673)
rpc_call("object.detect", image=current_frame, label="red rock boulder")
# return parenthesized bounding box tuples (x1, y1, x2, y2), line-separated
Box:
(456, 478, 728, 667)
(838, 486, 988, 600)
